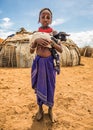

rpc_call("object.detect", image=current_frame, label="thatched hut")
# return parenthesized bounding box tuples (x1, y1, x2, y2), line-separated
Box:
(0, 28, 35, 67)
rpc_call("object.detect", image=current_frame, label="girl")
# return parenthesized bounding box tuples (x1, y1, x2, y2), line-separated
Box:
(30, 8, 62, 122)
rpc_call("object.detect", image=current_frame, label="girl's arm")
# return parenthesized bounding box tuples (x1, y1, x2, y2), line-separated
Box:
(30, 38, 50, 54)
(50, 40, 63, 53)
(30, 41, 37, 54)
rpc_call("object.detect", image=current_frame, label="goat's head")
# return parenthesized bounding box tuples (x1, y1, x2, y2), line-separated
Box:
(54, 32, 70, 41)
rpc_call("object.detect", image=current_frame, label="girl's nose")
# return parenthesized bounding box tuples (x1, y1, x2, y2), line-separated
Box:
(44, 15, 48, 20)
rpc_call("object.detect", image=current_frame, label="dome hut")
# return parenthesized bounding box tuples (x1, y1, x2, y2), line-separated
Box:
(0, 28, 35, 67)
(79, 46, 93, 57)
(83, 46, 93, 57)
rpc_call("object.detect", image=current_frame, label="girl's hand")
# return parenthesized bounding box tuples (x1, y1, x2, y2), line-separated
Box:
(35, 38, 50, 47)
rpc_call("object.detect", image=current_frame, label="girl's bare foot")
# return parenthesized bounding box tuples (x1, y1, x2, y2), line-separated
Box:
(48, 107, 57, 123)
(36, 105, 43, 121)
(36, 111, 43, 121)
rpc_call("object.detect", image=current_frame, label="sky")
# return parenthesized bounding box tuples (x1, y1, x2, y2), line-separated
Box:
(0, 0, 93, 47)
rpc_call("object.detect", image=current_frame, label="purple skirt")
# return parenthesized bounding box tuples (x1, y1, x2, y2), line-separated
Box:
(31, 55, 56, 107)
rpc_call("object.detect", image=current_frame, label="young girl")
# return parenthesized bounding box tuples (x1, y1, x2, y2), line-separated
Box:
(30, 8, 62, 122)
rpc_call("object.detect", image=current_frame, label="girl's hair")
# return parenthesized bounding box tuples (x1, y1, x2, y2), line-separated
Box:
(38, 8, 52, 23)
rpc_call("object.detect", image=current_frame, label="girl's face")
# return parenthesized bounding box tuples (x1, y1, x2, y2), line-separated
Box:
(39, 10, 52, 27)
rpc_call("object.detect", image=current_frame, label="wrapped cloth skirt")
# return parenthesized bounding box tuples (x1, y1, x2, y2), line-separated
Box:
(31, 55, 56, 107)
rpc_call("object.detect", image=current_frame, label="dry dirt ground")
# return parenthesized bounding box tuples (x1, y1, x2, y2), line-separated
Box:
(0, 56, 93, 130)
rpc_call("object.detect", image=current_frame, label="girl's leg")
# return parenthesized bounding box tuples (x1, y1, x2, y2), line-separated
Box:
(36, 105, 43, 121)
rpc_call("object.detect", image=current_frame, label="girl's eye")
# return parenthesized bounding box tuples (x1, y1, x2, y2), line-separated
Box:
(42, 16, 45, 19)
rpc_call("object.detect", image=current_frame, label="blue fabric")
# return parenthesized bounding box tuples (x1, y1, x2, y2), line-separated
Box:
(31, 55, 56, 107)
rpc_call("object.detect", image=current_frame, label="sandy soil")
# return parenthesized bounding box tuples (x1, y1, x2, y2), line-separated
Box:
(0, 56, 93, 130)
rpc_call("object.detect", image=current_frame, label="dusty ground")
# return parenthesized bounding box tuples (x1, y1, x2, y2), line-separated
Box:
(0, 56, 93, 130)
